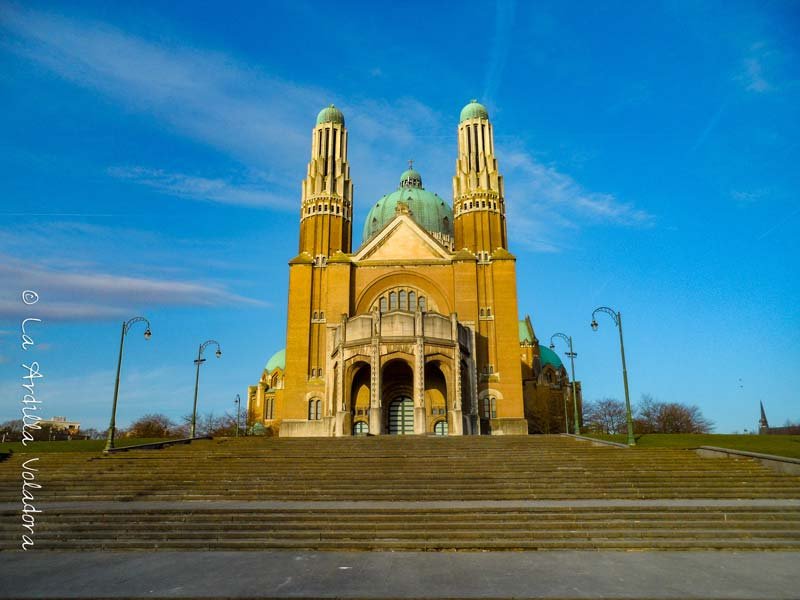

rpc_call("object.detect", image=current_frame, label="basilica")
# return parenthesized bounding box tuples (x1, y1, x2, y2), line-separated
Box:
(247, 101, 581, 436)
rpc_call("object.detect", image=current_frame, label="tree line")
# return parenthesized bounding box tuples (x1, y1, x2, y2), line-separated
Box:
(583, 394, 714, 434)
(0, 411, 245, 442)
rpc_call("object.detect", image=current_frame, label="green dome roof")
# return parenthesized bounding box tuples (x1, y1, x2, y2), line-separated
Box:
(265, 348, 286, 372)
(539, 345, 563, 370)
(399, 168, 422, 187)
(460, 99, 489, 122)
(362, 168, 453, 243)
(316, 104, 344, 126)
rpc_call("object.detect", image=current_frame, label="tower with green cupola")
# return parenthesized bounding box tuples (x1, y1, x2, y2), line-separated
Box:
(283, 105, 354, 422)
(298, 104, 353, 256)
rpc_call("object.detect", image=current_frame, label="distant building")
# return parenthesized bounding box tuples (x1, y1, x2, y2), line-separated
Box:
(758, 403, 800, 435)
(38, 416, 81, 437)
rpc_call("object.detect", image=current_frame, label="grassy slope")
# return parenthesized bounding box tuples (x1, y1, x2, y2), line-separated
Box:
(0, 438, 170, 454)
(586, 433, 800, 459)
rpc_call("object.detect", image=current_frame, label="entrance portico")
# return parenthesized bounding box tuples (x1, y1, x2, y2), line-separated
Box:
(330, 309, 476, 436)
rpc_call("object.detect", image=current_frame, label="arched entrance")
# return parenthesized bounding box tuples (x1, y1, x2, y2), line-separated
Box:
(382, 359, 414, 434)
(388, 396, 414, 434)
(350, 364, 371, 422)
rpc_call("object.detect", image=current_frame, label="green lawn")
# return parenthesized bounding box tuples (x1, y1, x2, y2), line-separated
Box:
(0, 438, 172, 454)
(585, 433, 800, 459)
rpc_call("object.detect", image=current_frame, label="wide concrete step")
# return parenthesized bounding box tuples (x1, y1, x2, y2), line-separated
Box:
(2, 436, 799, 505)
(3, 505, 798, 552)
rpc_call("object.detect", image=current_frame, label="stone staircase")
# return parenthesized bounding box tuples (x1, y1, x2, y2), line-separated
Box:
(2, 435, 799, 551)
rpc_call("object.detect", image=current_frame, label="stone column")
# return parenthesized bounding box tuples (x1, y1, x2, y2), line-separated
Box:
(414, 310, 427, 434)
(333, 316, 347, 436)
(369, 311, 383, 435)
(448, 314, 464, 435)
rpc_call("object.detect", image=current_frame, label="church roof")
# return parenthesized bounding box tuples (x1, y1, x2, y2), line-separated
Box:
(539, 345, 564, 370)
(460, 99, 489, 122)
(316, 104, 344, 126)
(518, 320, 535, 344)
(265, 348, 286, 372)
(362, 167, 453, 244)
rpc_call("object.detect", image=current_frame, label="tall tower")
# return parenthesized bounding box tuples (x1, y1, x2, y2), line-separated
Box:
(453, 99, 507, 253)
(283, 105, 353, 425)
(299, 105, 353, 255)
(451, 100, 525, 430)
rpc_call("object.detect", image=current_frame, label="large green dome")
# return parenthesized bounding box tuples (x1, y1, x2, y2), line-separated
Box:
(539, 345, 563, 370)
(265, 348, 286, 372)
(362, 168, 453, 243)
(460, 99, 489, 122)
(316, 104, 344, 126)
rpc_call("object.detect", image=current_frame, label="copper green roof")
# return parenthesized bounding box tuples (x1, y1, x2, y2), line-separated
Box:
(265, 348, 286, 372)
(362, 168, 453, 243)
(460, 99, 489, 122)
(518, 320, 534, 344)
(316, 104, 344, 126)
(539, 345, 564, 370)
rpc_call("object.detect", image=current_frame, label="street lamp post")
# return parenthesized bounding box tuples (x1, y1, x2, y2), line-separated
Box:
(591, 307, 635, 446)
(549, 333, 580, 435)
(104, 317, 152, 452)
(191, 340, 222, 438)
(234, 393, 241, 438)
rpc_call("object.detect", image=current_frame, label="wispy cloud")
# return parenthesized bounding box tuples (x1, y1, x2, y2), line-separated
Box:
(503, 148, 654, 234)
(0, 5, 318, 176)
(0, 253, 264, 321)
(107, 166, 288, 209)
(731, 189, 767, 207)
(737, 43, 777, 93)
(483, 0, 517, 105)
(689, 100, 728, 153)
(0, 5, 653, 257)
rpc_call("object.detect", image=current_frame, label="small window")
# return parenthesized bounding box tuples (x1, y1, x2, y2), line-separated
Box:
(419, 297, 426, 312)
(443, 216, 450, 232)
(482, 397, 497, 419)
(399, 290, 407, 310)
(308, 399, 321, 420)
(380, 297, 388, 312)
(408, 291, 416, 309)
(389, 291, 398, 310)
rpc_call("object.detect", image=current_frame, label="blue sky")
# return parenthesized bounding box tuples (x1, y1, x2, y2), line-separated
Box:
(1, 0, 798, 433)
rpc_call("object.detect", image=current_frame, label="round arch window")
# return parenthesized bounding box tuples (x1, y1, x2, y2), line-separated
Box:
(433, 420, 448, 436)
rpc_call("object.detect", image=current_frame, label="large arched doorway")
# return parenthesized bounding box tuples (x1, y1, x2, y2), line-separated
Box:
(382, 359, 414, 434)
(348, 362, 371, 435)
(388, 397, 414, 434)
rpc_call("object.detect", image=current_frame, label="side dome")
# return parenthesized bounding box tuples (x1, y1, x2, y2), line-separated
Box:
(265, 348, 286, 372)
(362, 167, 453, 243)
(460, 99, 489, 122)
(316, 104, 344, 126)
(539, 345, 563, 370)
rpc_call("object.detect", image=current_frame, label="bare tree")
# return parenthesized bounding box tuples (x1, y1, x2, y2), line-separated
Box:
(635, 394, 713, 433)
(182, 412, 238, 437)
(127, 414, 175, 438)
(583, 398, 627, 434)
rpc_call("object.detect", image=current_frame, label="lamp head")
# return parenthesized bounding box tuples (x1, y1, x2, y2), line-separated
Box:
(590, 319, 599, 331)
(144, 328, 152, 340)
(549, 342, 555, 350)
(215, 349, 222, 358)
